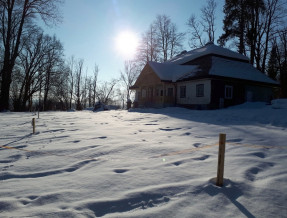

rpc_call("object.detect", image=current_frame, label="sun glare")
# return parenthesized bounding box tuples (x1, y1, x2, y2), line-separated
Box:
(116, 31, 138, 59)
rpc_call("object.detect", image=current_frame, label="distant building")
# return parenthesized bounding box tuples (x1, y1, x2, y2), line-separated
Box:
(130, 42, 279, 109)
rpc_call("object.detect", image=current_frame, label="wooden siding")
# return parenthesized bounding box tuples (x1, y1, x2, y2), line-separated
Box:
(210, 79, 273, 109)
(133, 65, 176, 108)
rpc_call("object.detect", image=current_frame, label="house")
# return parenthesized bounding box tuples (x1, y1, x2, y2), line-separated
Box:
(130, 42, 279, 109)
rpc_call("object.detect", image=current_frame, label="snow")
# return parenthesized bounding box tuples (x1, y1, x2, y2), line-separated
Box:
(1, 102, 287, 217)
(271, 99, 287, 109)
(210, 57, 279, 85)
(148, 61, 199, 82)
(167, 42, 249, 65)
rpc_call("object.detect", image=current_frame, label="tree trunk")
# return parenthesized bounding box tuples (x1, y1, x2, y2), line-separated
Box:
(0, 64, 13, 111)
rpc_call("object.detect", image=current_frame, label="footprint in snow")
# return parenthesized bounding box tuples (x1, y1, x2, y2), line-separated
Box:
(173, 161, 183, 166)
(193, 143, 201, 148)
(227, 138, 243, 143)
(159, 127, 182, 131)
(193, 155, 210, 161)
(181, 132, 191, 136)
(97, 136, 107, 139)
(114, 169, 128, 174)
(251, 152, 266, 159)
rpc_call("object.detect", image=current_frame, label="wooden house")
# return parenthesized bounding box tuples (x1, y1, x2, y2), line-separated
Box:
(130, 42, 279, 109)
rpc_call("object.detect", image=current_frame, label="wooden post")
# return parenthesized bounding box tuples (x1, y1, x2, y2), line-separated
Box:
(216, 133, 226, 187)
(32, 118, 35, 134)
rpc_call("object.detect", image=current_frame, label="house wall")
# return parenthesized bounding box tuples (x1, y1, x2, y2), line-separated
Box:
(177, 80, 211, 107)
(133, 65, 177, 108)
(210, 79, 245, 109)
(210, 79, 274, 109)
(136, 82, 176, 108)
(245, 85, 273, 102)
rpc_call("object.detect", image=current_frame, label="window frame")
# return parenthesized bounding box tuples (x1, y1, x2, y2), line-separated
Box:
(167, 88, 173, 97)
(225, 85, 233, 99)
(180, 86, 186, 98)
(196, 84, 204, 97)
(142, 89, 146, 98)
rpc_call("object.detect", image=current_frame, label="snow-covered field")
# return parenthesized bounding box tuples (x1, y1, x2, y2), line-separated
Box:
(1, 101, 287, 217)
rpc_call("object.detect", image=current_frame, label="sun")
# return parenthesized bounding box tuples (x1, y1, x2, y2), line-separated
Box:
(116, 31, 139, 59)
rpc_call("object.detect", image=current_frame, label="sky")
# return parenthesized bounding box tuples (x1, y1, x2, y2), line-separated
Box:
(45, 0, 225, 82)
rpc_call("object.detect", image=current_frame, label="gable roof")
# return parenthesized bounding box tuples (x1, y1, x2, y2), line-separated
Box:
(166, 42, 249, 65)
(148, 61, 199, 82)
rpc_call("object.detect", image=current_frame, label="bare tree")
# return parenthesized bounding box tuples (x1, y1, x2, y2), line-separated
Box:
(201, 0, 217, 43)
(81, 69, 88, 109)
(169, 23, 185, 59)
(154, 14, 184, 62)
(276, 28, 287, 97)
(97, 79, 118, 105)
(75, 59, 84, 110)
(67, 56, 75, 110)
(0, 0, 63, 111)
(186, 15, 205, 48)
(120, 60, 139, 102)
(42, 35, 64, 111)
(12, 29, 45, 111)
(187, 0, 217, 48)
(92, 63, 99, 106)
(136, 24, 159, 68)
(258, 0, 287, 72)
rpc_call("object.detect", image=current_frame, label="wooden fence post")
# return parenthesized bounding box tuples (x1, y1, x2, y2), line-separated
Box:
(216, 133, 226, 187)
(32, 118, 35, 134)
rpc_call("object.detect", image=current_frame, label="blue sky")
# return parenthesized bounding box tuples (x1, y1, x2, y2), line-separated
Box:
(46, 0, 225, 82)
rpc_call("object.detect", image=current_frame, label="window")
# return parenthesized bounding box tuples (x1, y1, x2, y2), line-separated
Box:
(180, 86, 186, 98)
(196, 84, 204, 97)
(225, 85, 233, 99)
(160, 90, 163, 96)
(142, 89, 146, 98)
(156, 89, 159, 96)
(167, 88, 173, 97)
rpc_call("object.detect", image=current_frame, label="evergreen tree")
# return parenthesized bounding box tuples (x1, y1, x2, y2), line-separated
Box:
(218, 0, 248, 55)
(267, 44, 279, 80)
(218, 0, 265, 61)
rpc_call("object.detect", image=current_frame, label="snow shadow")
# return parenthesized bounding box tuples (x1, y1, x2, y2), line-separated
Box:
(2, 133, 32, 147)
(203, 178, 255, 218)
(0, 159, 95, 181)
(81, 192, 170, 217)
(129, 106, 286, 127)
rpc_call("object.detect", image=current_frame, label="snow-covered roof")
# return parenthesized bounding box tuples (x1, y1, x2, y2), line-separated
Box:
(210, 57, 279, 85)
(148, 61, 199, 82)
(135, 43, 277, 86)
(166, 42, 249, 65)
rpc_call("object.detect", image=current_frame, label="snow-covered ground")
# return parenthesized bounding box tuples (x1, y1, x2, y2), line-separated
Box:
(0, 101, 287, 217)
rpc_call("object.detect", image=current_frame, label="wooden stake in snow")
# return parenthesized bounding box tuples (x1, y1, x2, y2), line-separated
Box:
(32, 118, 35, 134)
(216, 133, 226, 187)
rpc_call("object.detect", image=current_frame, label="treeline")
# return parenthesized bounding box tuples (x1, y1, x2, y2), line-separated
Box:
(0, 0, 287, 112)
(0, 0, 64, 111)
(0, 0, 123, 111)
